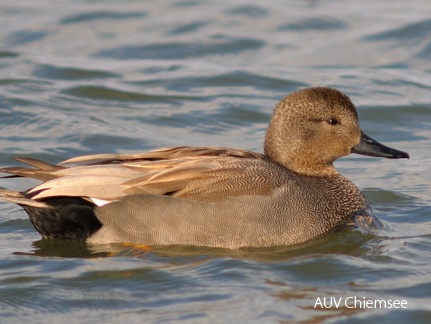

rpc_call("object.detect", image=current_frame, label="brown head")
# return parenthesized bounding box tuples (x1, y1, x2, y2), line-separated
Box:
(264, 87, 409, 176)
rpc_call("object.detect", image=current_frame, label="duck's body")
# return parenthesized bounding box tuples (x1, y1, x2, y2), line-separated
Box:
(0, 87, 408, 248)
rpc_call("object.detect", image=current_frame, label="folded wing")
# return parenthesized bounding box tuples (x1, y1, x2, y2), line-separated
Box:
(0, 146, 286, 204)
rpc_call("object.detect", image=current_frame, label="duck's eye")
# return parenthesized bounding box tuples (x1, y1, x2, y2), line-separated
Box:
(328, 118, 339, 125)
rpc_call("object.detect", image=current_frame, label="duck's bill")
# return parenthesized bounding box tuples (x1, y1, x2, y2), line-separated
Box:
(351, 132, 409, 159)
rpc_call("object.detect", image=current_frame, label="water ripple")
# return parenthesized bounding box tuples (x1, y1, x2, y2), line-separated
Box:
(279, 16, 347, 31)
(33, 65, 118, 81)
(60, 11, 147, 24)
(95, 38, 265, 60)
(5, 30, 49, 45)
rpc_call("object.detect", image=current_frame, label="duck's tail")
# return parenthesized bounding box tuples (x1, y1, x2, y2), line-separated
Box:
(0, 189, 47, 208)
(0, 189, 102, 241)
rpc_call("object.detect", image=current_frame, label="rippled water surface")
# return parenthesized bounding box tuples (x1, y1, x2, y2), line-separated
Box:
(1, 1, 431, 323)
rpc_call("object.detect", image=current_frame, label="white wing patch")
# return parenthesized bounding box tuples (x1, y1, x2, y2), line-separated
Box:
(89, 197, 112, 207)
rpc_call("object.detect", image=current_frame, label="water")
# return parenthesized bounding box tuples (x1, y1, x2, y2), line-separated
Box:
(0, 0, 430, 322)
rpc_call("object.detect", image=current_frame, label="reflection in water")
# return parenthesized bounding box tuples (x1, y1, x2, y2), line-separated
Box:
(15, 228, 376, 261)
(13, 239, 111, 258)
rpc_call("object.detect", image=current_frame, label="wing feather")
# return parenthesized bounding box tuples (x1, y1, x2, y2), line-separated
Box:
(1, 146, 282, 203)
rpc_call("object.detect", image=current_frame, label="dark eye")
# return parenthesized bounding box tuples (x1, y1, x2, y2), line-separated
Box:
(328, 118, 338, 125)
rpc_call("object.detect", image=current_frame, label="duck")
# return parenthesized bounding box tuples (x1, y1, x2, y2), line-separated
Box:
(0, 87, 409, 249)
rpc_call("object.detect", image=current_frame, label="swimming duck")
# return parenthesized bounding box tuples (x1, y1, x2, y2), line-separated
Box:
(0, 87, 409, 248)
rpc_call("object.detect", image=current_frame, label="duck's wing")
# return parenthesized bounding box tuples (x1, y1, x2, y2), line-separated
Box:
(0, 146, 285, 204)
(58, 146, 264, 165)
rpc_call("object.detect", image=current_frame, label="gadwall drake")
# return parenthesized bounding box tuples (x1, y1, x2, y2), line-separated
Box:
(0, 87, 409, 249)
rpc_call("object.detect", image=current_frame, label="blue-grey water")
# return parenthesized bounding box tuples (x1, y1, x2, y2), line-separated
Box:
(0, 1, 430, 323)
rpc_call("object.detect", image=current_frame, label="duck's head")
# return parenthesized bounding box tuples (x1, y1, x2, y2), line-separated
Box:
(264, 87, 409, 176)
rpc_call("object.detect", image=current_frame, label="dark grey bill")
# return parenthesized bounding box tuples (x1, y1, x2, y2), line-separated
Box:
(351, 132, 409, 159)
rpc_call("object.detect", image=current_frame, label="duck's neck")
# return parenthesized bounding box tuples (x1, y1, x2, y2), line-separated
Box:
(264, 147, 339, 177)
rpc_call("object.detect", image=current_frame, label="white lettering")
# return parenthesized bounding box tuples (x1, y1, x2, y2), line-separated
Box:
(374, 299, 387, 308)
(345, 296, 354, 308)
(316, 296, 408, 309)
(314, 297, 323, 308)
(332, 297, 343, 308)
(365, 299, 374, 308)
(354, 296, 363, 308)
(322, 297, 332, 308)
